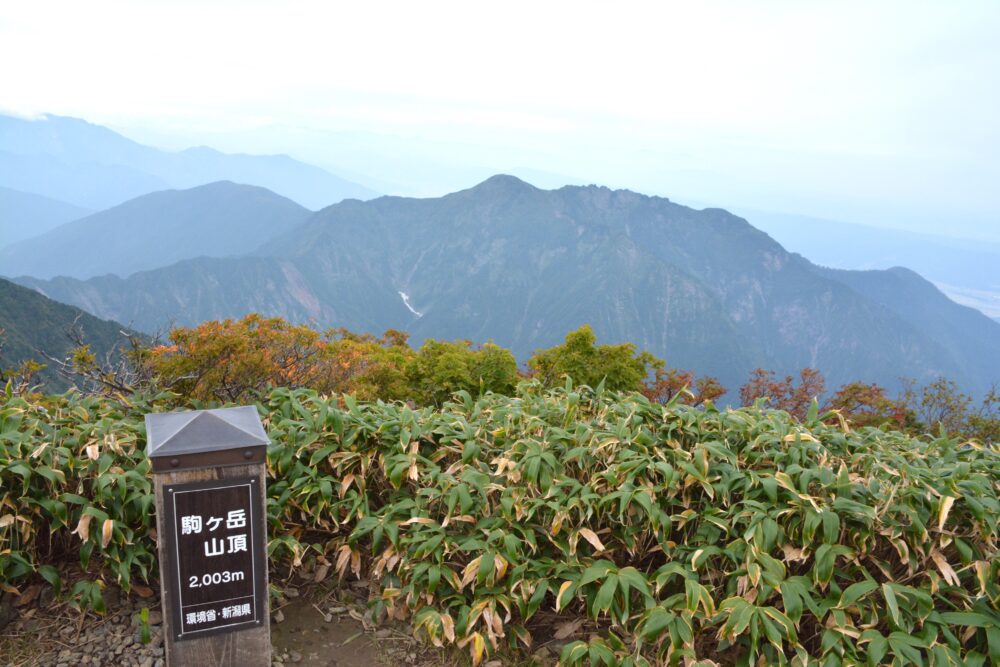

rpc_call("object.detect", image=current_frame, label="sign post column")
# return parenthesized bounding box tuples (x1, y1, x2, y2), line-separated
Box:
(146, 406, 272, 666)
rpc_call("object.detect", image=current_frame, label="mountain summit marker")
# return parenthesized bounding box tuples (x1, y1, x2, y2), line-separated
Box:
(146, 406, 271, 666)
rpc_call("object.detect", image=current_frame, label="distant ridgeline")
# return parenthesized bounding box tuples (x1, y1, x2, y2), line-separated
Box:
(9, 175, 1000, 398)
(0, 113, 377, 211)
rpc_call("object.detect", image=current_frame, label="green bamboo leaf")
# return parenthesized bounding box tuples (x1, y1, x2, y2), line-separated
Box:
(593, 575, 619, 617)
(882, 583, 901, 628)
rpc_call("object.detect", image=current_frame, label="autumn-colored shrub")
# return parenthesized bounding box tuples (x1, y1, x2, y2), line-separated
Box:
(738, 368, 825, 421)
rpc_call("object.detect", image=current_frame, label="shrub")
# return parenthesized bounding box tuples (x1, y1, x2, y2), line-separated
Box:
(2, 382, 999, 665)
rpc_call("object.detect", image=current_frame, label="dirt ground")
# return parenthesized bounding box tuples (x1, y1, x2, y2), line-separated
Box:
(0, 582, 452, 667)
(271, 599, 407, 666)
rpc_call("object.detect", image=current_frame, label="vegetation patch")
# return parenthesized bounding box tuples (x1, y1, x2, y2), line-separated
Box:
(2, 383, 999, 665)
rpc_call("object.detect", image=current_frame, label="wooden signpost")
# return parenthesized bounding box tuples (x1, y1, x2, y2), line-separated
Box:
(146, 406, 272, 666)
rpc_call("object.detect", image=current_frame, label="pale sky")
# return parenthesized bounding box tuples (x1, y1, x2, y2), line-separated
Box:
(2, 0, 998, 239)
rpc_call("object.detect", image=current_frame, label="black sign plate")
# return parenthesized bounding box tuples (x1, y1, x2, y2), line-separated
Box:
(162, 477, 266, 640)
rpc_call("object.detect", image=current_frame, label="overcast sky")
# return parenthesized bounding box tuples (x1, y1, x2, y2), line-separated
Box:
(2, 0, 998, 238)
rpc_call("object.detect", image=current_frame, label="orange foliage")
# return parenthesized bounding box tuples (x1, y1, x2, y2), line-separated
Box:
(150, 316, 419, 403)
(826, 381, 909, 429)
(641, 366, 726, 406)
(738, 367, 825, 420)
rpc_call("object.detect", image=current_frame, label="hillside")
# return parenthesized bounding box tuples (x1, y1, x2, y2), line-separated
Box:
(0, 114, 377, 210)
(0, 186, 92, 249)
(0, 182, 312, 279)
(18, 175, 1000, 395)
(0, 278, 133, 390)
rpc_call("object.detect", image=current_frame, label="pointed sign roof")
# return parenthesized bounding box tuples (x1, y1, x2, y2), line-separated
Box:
(145, 406, 269, 458)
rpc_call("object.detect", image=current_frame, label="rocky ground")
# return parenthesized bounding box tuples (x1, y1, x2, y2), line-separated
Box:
(0, 580, 454, 667)
(0, 575, 569, 666)
(0, 585, 166, 667)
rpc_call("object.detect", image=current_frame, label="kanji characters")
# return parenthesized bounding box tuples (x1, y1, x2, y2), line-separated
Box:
(180, 515, 202, 535)
(219, 603, 253, 619)
(204, 537, 225, 557)
(227, 534, 248, 553)
(226, 509, 246, 529)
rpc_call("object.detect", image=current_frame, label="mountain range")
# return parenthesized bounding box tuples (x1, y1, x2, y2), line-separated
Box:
(0, 186, 92, 249)
(14, 175, 1000, 397)
(739, 208, 1000, 320)
(0, 113, 377, 210)
(0, 181, 311, 279)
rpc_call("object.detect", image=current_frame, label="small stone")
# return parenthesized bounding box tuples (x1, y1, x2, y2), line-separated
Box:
(273, 609, 285, 623)
(154, 659, 164, 667)
(289, 651, 302, 663)
(146, 611, 162, 625)
(140, 658, 154, 667)
(284, 587, 300, 598)
(374, 628, 393, 639)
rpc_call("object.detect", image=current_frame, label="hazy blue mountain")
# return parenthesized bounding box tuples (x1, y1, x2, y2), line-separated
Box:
(817, 266, 1000, 392)
(0, 186, 92, 249)
(0, 114, 377, 211)
(1, 182, 311, 279)
(738, 209, 1000, 319)
(0, 278, 134, 391)
(18, 176, 1000, 396)
(0, 149, 169, 210)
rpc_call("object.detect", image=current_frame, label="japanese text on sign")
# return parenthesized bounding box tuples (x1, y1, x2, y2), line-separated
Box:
(165, 479, 264, 639)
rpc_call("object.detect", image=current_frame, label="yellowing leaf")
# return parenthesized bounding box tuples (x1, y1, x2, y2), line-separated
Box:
(470, 632, 486, 666)
(930, 550, 961, 587)
(440, 613, 456, 643)
(461, 557, 482, 590)
(0, 515, 14, 528)
(339, 474, 355, 498)
(400, 517, 435, 526)
(73, 514, 92, 541)
(493, 554, 508, 581)
(86, 444, 100, 461)
(555, 580, 574, 612)
(937, 496, 955, 532)
(101, 519, 114, 548)
(350, 549, 361, 578)
(578, 528, 605, 552)
(335, 544, 352, 580)
(974, 561, 989, 595)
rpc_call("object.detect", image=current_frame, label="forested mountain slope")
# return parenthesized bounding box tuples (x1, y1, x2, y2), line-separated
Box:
(19, 175, 1000, 395)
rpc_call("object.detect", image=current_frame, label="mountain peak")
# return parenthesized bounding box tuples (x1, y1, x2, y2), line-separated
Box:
(469, 174, 537, 193)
